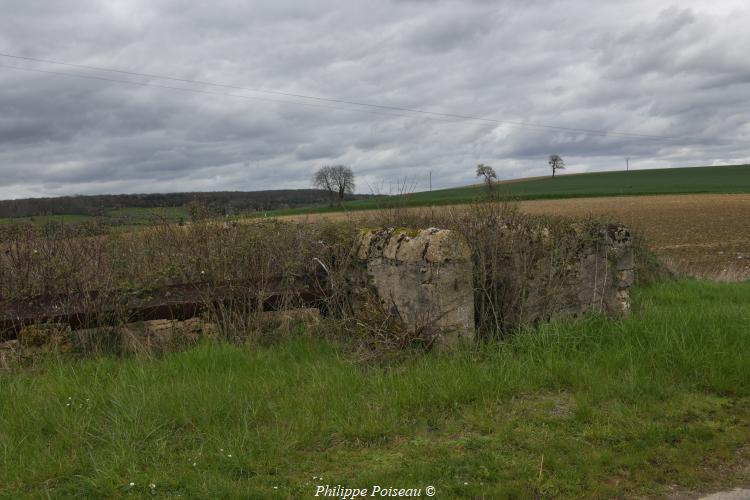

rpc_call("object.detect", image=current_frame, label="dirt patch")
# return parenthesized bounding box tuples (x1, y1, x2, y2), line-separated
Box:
(665, 441, 750, 499)
(517, 194, 750, 280)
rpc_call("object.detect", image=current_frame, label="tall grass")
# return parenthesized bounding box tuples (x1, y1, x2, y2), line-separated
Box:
(1, 279, 749, 498)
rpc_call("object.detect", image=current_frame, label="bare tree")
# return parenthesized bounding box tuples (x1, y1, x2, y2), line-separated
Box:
(312, 166, 334, 199)
(548, 154, 565, 177)
(476, 164, 497, 192)
(313, 165, 355, 205)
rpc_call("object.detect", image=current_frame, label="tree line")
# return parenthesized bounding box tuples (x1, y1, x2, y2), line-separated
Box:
(0, 189, 368, 219)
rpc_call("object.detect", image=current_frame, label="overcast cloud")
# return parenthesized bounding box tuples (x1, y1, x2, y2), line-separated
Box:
(1, 0, 749, 199)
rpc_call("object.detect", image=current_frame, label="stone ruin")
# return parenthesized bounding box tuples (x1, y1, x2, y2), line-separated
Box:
(351, 228, 475, 349)
(0, 222, 635, 358)
(351, 223, 634, 347)
(0, 308, 324, 363)
(577, 224, 635, 316)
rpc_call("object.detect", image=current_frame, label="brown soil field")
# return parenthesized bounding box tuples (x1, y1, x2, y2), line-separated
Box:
(280, 194, 750, 281)
(518, 194, 750, 280)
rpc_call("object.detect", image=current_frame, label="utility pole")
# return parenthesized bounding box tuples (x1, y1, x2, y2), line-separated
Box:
(626, 158, 630, 172)
(429, 170, 432, 191)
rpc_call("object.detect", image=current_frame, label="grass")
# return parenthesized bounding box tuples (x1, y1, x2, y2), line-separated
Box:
(0, 214, 94, 225)
(2, 279, 750, 498)
(105, 206, 189, 224)
(262, 164, 750, 217)
(0, 207, 189, 228)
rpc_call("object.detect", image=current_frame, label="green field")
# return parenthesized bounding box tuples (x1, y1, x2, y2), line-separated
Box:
(2, 165, 747, 225)
(0, 214, 94, 225)
(105, 206, 189, 224)
(265, 164, 750, 217)
(2, 280, 750, 498)
(0, 207, 189, 227)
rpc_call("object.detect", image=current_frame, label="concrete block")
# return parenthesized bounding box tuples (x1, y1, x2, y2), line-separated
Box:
(354, 228, 474, 348)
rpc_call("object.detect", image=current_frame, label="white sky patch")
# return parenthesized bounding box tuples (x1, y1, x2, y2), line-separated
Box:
(0, 0, 749, 198)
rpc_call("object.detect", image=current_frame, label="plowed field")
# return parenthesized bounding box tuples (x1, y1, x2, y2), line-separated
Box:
(281, 194, 750, 280)
(518, 194, 750, 280)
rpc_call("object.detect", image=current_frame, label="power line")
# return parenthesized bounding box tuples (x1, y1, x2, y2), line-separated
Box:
(0, 64, 468, 125)
(0, 52, 674, 140)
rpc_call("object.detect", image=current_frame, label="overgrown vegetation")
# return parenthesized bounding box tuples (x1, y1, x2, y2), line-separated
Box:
(0, 218, 354, 301)
(1, 201, 649, 347)
(1, 280, 749, 498)
(0, 217, 361, 350)
(361, 201, 654, 336)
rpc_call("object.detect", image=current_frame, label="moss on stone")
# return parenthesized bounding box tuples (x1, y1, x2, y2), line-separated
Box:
(392, 227, 421, 238)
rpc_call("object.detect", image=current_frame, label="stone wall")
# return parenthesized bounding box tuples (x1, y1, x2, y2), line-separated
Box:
(517, 222, 635, 326)
(577, 223, 634, 316)
(352, 228, 475, 348)
(351, 223, 635, 348)
(2, 222, 636, 356)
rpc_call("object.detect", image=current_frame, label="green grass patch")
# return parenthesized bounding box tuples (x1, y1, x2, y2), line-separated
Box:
(260, 164, 750, 217)
(0, 214, 94, 225)
(0, 208, 188, 227)
(105, 206, 189, 224)
(2, 280, 750, 498)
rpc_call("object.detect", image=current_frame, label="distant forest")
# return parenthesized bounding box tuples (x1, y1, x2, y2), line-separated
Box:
(0, 190, 370, 218)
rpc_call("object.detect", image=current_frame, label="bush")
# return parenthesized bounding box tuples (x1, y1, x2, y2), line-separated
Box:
(1, 204, 665, 351)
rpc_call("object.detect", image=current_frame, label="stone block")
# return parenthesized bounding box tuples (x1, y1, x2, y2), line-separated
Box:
(258, 308, 321, 333)
(73, 318, 218, 355)
(18, 323, 72, 352)
(353, 228, 474, 348)
(576, 223, 635, 316)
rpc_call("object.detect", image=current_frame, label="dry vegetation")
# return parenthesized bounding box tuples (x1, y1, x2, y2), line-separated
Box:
(518, 194, 750, 281)
(0, 219, 358, 349)
(5, 191, 736, 355)
(280, 193, 750, 281)
(1, 202, 649, 355)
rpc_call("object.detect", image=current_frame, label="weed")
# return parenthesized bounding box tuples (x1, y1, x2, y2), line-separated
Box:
(1, 280, 749, 498)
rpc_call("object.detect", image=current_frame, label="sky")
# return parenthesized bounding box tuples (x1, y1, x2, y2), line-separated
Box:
(1, 0, 749, 199)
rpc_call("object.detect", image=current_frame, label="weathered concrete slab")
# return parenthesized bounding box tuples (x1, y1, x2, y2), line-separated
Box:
(354, 228, 474, 348)
(0, 277, 327, 338)
(73, 317, 219, 355)
(257, 307, 321, 333)
(18, 323, 73, 352)
(519, 222, 635, 327)
(577, 223, 635, 316)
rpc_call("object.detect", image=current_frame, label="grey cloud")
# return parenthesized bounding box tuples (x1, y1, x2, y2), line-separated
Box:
(0, 0, 749, 199)
(404, 8, 499, 53)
